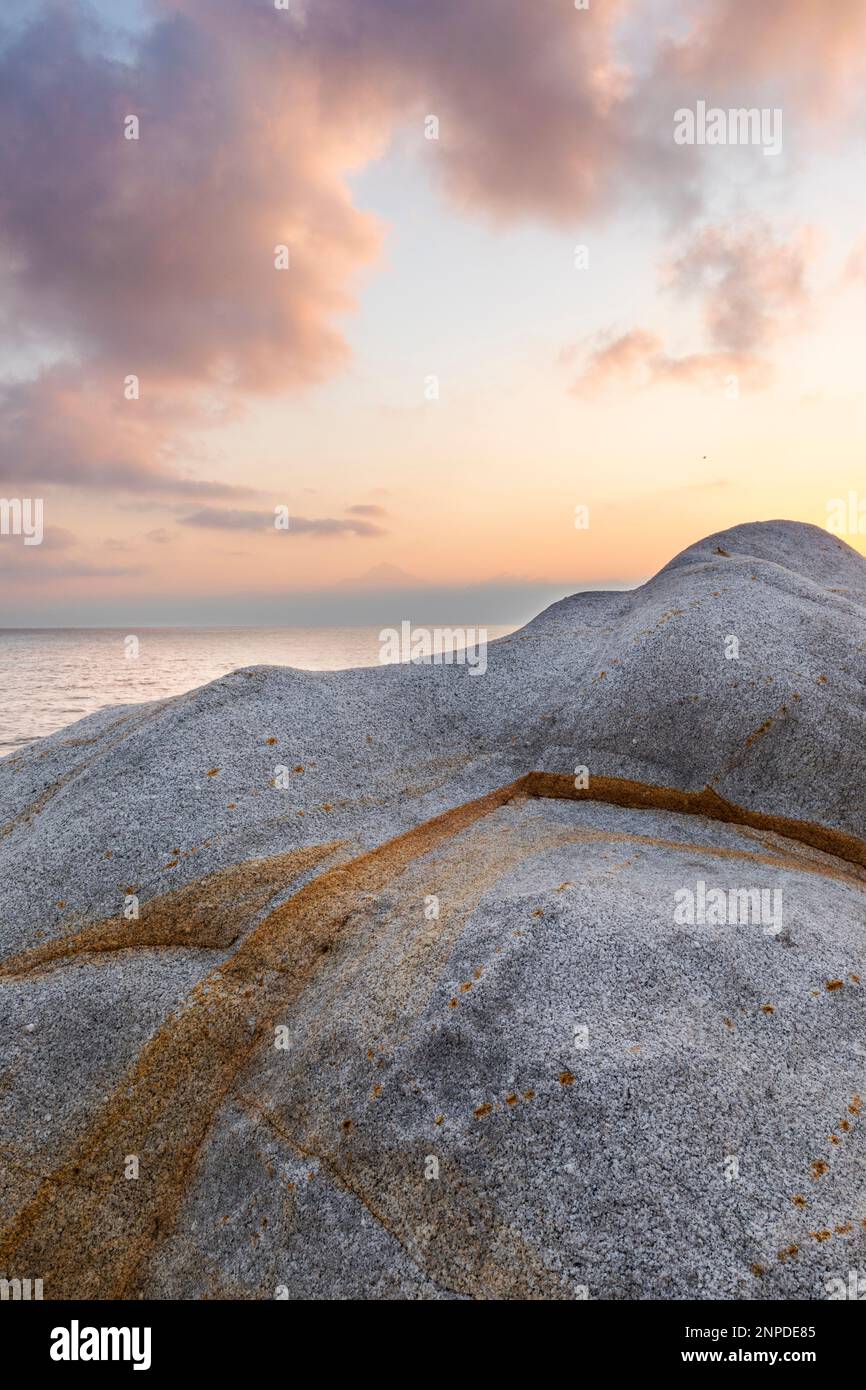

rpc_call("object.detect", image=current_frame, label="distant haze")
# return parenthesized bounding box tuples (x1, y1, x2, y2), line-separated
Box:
(0, 576, 634, 630)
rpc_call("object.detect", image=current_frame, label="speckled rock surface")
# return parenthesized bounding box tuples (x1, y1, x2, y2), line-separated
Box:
(0, 521, 864, 1299)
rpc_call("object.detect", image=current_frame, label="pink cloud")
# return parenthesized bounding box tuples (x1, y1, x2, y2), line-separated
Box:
(1, 1, 638, 494)
(0, 0, 861, 498)
(659, 0, 866, 121)
(0, 368, 258, 497)
(570, 222, 815, 395)
(664, 224, 816, 352)
(571, 330, 663, 394)
(178, 507, 386, 537)
(571, 329, 768, 396)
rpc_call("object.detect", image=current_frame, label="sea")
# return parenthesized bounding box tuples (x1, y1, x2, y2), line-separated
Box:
(0, 626, 516, 756)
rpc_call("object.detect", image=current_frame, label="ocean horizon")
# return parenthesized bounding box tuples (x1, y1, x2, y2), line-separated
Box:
(0, 624, 516, 755)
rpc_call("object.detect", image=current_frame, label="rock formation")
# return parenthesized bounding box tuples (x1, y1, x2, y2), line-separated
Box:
(1, 520, 864, 1298)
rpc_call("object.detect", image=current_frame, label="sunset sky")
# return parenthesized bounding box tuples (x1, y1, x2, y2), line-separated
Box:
(2, 0, 866, 625)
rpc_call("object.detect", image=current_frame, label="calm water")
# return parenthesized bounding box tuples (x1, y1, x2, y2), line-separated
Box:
(0, 626, 515, 755)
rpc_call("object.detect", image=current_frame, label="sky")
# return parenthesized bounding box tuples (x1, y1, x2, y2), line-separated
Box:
(2, 0, 866, 626)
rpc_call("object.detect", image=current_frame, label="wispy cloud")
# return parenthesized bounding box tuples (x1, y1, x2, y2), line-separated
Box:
(569, 223, 815, 395)
(179, 508, 386, 537)
(664, 224, 815, 352)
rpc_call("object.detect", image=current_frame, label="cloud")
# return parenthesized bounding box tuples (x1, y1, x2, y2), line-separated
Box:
(0, 0, 649, 497)
(0, 547, 142, 582)
(178, 507, 386, 537)
(664, 224, 815, 352)
(0, 0, 859, 500)
(287, 515, 386, 537)
(572, 330, 664, 392)
(177, 0, 636, 224)
(346, 503, 387, 517)
(0, 369, 260, 497)
(657, 0, 866, 122)
(0, 517, 145, 583)
(0, 5, 382, 391)
(652, 350, 771, 389)
(35, 525, 77, 551)
(571, 330, 767, 395)
(0, 1, 385, 494)
(569, 223, 814, 394)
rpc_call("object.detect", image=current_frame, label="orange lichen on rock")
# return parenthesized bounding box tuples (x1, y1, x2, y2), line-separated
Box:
(522, 772, 866, 872)
(0, 843, 345, 980)
(5, 764, 866, 1301)
(0, 779, 530, 1298)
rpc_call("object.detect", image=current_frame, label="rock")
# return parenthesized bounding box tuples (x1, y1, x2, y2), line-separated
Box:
(0, 520, 864, 1299)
